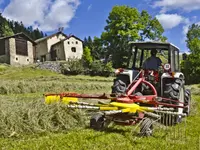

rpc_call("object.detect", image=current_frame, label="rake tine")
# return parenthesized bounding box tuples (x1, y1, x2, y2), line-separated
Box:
(173, 115, 176, 139)
(184, 116, 187, 143)
(159, 112, 162, 133)
(161, 113, 164, 125)
(166, 114, 168, 127)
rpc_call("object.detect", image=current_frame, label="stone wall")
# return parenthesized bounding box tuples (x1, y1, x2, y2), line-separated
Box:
(36, 61, 62, 73)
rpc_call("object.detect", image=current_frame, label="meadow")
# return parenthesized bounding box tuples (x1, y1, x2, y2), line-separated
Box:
(0, 64, 200, 150)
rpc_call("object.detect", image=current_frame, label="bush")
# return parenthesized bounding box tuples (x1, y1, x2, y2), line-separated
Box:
(59, 58, 113, 77)
(61, 58, 84, 75)
(181, 54, 200, 85)
(90, 60, 113, 77)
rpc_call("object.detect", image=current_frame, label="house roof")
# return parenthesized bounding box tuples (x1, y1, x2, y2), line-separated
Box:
(35, 31, 68, 43)
(0, 32, 36, 45)
(51, 35, 83, 47)
(67, 35, 83, 43)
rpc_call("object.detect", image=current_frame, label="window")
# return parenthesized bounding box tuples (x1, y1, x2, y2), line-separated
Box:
(27, 59, 29, 62)
(15, 38, 28, 56)
(0, 40, 5, 55)
(76, 41, 78, 44)
(16, 57, 18, 61)
(72, 42, 74, 44)
(71, 47, 76, 53)
(68, 41, 70, 44)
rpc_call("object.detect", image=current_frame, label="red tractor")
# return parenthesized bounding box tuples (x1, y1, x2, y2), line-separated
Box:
(111, 41, 191, 125)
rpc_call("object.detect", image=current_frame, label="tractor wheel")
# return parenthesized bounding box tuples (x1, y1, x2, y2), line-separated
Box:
(140, 118, 153, 136)
(162, 79, 185, 126)
(184, 89, 191, 116)
(111, 79, 127, 94)
(90, 113, 105, 131)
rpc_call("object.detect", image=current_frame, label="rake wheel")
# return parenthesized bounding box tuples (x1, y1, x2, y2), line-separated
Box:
(140, 118, 153, 136)
(90, 113, 105, 131)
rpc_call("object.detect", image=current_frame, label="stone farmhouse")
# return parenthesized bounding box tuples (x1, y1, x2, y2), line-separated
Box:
(0, 31, 83, 65)
(0, 32, 36, 65)
(35, 32, 83, 62)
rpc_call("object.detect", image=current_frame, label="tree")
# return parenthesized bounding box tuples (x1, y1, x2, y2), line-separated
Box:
(2, 22, 14, 36)
(82, 46, 93, 67)
(0, 13, 45, 40)
(181, 23, 200, 84)
(0, 14, 14, 37)
(83, 36, 93, 49)
(186, 24, 200, 54)
(140, 10, 167, 42)
(100, 6, 166, 68)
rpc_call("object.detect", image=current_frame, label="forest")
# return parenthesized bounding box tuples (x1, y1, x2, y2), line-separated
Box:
(0, 13, 46, 40)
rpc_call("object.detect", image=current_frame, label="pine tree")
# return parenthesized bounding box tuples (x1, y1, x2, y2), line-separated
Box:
(0, 14, 45, 40)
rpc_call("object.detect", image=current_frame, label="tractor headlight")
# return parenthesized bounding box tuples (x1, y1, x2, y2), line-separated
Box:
(163, 63, 171, 72)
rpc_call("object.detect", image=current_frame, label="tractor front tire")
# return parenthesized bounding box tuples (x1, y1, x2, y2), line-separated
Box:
(90, 113, 105, 131)
(163, 79, 185, 126)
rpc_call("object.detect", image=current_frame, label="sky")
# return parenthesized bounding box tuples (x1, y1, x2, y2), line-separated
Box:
(0, 0, 200, 53)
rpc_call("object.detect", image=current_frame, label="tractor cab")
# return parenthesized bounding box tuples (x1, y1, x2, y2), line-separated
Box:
(130, 41, 180, 72)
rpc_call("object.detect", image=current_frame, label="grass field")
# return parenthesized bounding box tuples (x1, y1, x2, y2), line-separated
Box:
(0, 64, 200, 150)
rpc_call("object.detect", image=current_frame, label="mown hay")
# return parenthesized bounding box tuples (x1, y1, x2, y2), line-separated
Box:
(0, 98, 88, 137)
(0, 79, 112, 95)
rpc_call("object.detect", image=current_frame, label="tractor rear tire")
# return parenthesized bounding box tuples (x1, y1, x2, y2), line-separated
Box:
(90, 113, 105, 131)
(140, 118, 153, 136)
(162, 79, 185, 126)
(111, 79, 127, 94)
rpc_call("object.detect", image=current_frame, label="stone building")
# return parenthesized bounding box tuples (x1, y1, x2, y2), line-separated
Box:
(35, 32, 83, 62)
(0, 33, 36, 65)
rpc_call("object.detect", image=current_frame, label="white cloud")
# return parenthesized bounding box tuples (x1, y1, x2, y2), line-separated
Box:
(156, 14, 186, 29)
(182, 21, 200, 39)
(87, 4, 92, 11)
(153, 0, 200, 12)
(183, 25, 189, 35)
(2, 0, 80, 32)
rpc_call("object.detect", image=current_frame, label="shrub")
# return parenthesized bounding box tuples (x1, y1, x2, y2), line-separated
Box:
(90, 60, 113, 77)
(61, 58, 84, 75)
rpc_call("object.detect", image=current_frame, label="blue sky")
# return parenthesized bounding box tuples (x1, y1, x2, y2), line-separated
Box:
(1, 0, 200, 53)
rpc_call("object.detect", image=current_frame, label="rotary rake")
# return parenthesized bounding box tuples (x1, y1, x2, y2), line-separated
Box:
(44, 70, 188, 136)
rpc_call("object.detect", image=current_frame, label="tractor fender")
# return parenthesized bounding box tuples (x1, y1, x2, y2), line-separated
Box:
(118, 69, 133, 82)
(161, 72, 184, 80)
